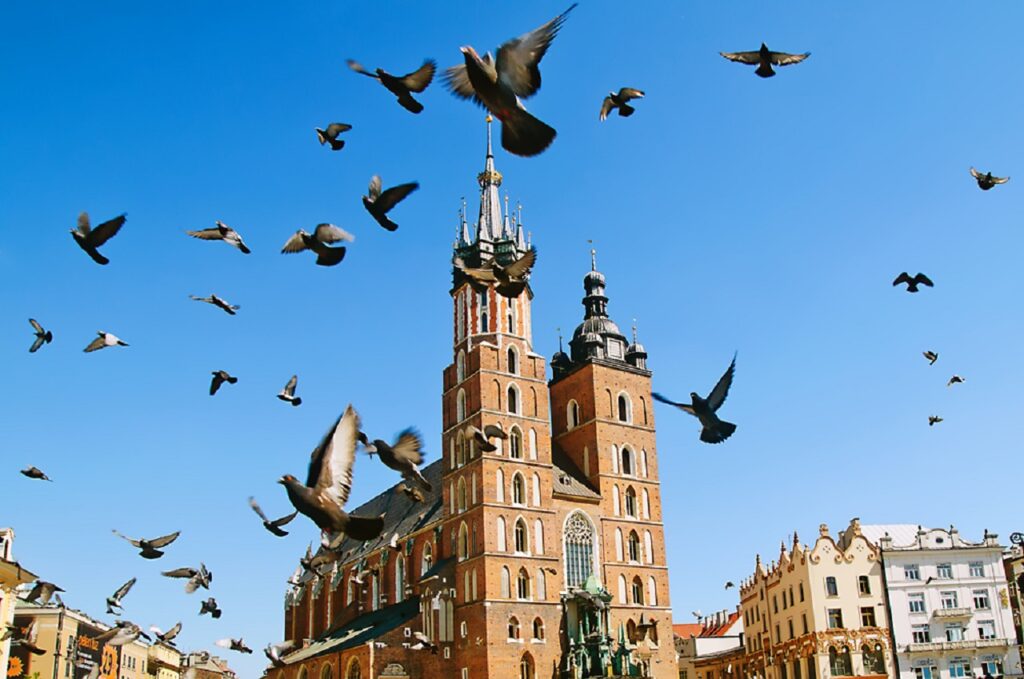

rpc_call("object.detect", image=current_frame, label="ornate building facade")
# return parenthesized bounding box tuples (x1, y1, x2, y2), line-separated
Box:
(273, 120, 679, 679)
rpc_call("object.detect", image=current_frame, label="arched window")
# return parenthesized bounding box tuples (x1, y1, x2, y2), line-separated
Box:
(862, 645, 885, 674)
(534, 519, 544, 555)
(346, 572, 354, 605)
(507, 384, 520, 414)
(496, 517, 507, 552)
(606, 389, 614, 417)
(627, 619, 638, 643)
(471, 472, 477, 503)
(370, 572, 380, 611)
(514, 518, 529, 553)
(617, 575, 627, 604)
(564, 511, 595, 588)
(463, 570, 471, 602)
(512, 473, 526, 505)
(507, 346, 519, 375)
(621, 447, 633, 476)
(641, 449, 649, 478)
(829, 647, 852, 677)
(530, 387, 538, 417)
(532, 617, 545, 640)
(528, 428, 537, 460)
(320, 663, 333, 679)
(457, 477, 467, 513)
(494, 379, 502, 411)
(567, 400, 580, 430)
(517, 568, 531, 600)
(448, 481, 455, 514)
(443, 599, 454, 642)
(614, 528, 624, 561)
(509, 427, 523, 459)
(456, 389, 466, 423)
(536, 568, 546, 599)
(496, 468, 505, 502)
(479, 289, 489, 332)
(395, 555, 405, 604)
(612, 485, 621, 516)
(501, 566, 511, 598)
(642, 489, 651, 519)
(644, 530, 654, 564)
(456, 430, 467, 467)
(421, 543, 433, 575)
(640, 396, 648, 425)
(647, 576, 658, 606)
(471, 569, 478, 600)
(519, 653, 535, 679)
(631, 576, 644, 604)
(345, 659, 361, 679)
(628, 531, 641, 562)
(460, 621, 468, 638)
(456, 292, 466, 342)
(457, 522, 469, 561)
(611, 444, 619, 474)
(448, 437, 455, 470)
(456, 350, 465, 382)
(531, 473, 541, 506)
(420, 591, 434, 640)
(624, 487, 637, 518)
(617, 393, 631, 423)
(508, 616, 521, 640)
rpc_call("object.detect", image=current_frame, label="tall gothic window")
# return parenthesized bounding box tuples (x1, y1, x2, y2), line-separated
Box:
(517, 568, 531, 600)
(624, 487, 637, 517)
(457, 522, 469, 561)
(394, 555, 405, 603)
(509, 427, 523, 459)
(457, 477, 467, 512)
(421, 542, 433, 575)
(514, 518, 529, 553)
(507, 346, 519, 375)
(512, 473, 525, 505)
(627, 531, 641, 562)
(507, 385, 519, 414)
(621, 448, 633, 476)
(618, 394, 630, 422)
(567, 400, 580, 430)
(456, 350, 465, 382)
(479, 290, 489, 332)
(564, 512, 595, 588)
(456, 389, 466, 423)
(631, 576, 644, 605)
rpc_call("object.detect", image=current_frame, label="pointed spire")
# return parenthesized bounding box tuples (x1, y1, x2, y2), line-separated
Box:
(515, 202, 527, 250)
(631, 319, 638, 344)
(502, 194, 513, 238)
(459, 197, 471, 245)
(476, 116, 503, 243)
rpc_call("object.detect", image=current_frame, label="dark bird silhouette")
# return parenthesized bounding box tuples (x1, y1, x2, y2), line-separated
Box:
(278, 405, 385, 544)
(970, 167, 1009, 191)
(28, 319, 53, 353)
(923, 351, 939, 365)
(106, 577, 136, 615)
(265, 641, 297, 668)
(199, 597, 222, 618)
(248, 497, 298, 537)
(20, 466, 52, 482)
(463, 424, 507, 453)
(10, 621, 46, 655)
(600, 88, 645, 121)
(455, 246, 536, 298)
(725, 581, 735, 589)
(190, 294, 240, 315)
(315, 123, 352, 151)
(928, 416, 943, 427)
(347, 59, 436, 114)
(186, 221, 251, 254)
(281, 224, 353, 267)
(161, 563, 212, 593)
(149, 622, 182, 645)
(653, 353, 738, 444)
(893, 272, 934, 293)
(22, 581, 64, 605)
(112, 529, 180, 559)
(720, 43, 810, 78)
(358, 428, 432, 491)
(399, 483, 425, 503)
(409, 631, 438, 654)
(277, 375, 302, 407)
(71, 212, 126, 265)
(216, 638, 253, 654)
(947, 375, 965, 387)
(83, 331, 128, 353)
(442, 4, 577, 156)
(209, 370, 238, 396)
(362, 175, 419, 232)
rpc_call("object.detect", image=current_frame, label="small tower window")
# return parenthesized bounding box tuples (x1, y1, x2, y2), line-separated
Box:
(514, 519, 529, 553)
(507, 346, 519, 375)
(509, 427, 523, 459)
(617, 393, 631, 423)
(621, 448, 633, 476)
(507, 384, 519, 414)
(532, 617, 545, 640)
(567, 400, 580, 430)
(457, 522, 469, 561)
(624, 487, 637, 518)
(456, 389, 466, 423)
(517, 568, 531, 600)
(456, 351, 465, 382)
(479, 290, 489, 332)
(628, 531, 641, 562)
(508, 616, 520, 640)
(507, 299, 516, 334)
(512, 473, 526, 505)
(632, 576, 644, 605)
(457, 477, 467, 513)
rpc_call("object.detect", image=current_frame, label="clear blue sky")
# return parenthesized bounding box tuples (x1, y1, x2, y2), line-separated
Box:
(3, 2, 1023, 677)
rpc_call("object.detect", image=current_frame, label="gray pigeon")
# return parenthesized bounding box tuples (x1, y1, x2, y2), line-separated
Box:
(720, 43, 810, 78)
(199, 597, 222, 618)
(278, 405, 385, 543)
(409, 630, 439, 654)
(316, 123, 352, 151)
(893, 272, 934, 293)
(362, 175, 419, 231)
(22, 580, 64, 605)
(923, 351, 938, 365)
(190, 294, 240, 315)
(947, 375, 965, 387)
(463, 424, 507, 452)
(112, 529, 180, 559)
(71, 212, 126, 265)
(442, 4, 577, 156)
(149, 622, 182, 645)
(20, 466, 52, 482)
(277, 375, 302, 406)
(358, 428, 432, 491)
(455, 246, 536, 299)
(210, 370, 238, 396)
(186, 221, 251, 254)
(265, 640, 297, 667)
(161, 563, 211, 593)
(95, 621, 150, 647)
(28, 319, 53, 353)
(347, 59, 436, 114)
(398, 483, 425, 503)
(281, 224, 354, 267)
(106, 577, 136, 615)
(248, 497, 298, 537)
(216, 638, 253, 654)
(599, 88, 645, 121)
(970, 167, 1009, 190)
(10, 621, 46, 655)
(653, 353, 738, 444)
(928, 415, 944, 426)
(83, 331, 128, 353)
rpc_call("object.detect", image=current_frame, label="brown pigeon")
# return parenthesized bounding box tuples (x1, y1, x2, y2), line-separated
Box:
(347, 59, 436, 114)
(720, 43, 810, 78)
(358, 429, 432, 491)
(362, 175, 419, 231)
(112, 529, 180, 559)
(71, 212, 126, 265)
(455, 246, 536, 299)
(600, 88, 645, 121)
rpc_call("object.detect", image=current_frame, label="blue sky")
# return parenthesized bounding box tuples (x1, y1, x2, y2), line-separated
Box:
(3, 2, 1023, 677)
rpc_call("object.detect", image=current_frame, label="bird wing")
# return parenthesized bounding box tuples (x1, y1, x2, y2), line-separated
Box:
(186, 228, 222, 240)
(502, 246, 537, 279)
(969, 167, 982, 179)
(366, 175, 382, 201)
(29, 318, 44, 334)
(769, 51, 810, 66)
(314, 224, 355, 244)
(706, 354, 737, 412)
(599, 96, 615, 121)
(389, 428, 425, 466)
(160, 568, 195, 579)
(283, 375, 298, 396)
(892, 272, 912, 286)
(77, 212, 92, 235)
(495, 3, 577, 98)
(324, 123, 352, 137)
(483, 423, 508, 440)
(307, 405, 360, 509)
(83, 336, 107, 353)
(399, 59, 436, 92)
(992, 175, 1010, 184)
(914, 273, 934, 287)
(272, 511, 299, 527)
(375, 182, 419, 213)
(248, 497, 270, 523)
(651, 392, 696, 415)
(88, 214, 126, 247)
(164, 622, 182, 639)
(719, 51, 761, 64)
(148, 531, 181, 548)
(113, 530, 143, 548)
(215, 639, 233, 649)
(112, 577, 136, 600)
(346, 59, 379, 79)
(441, 54, 493, 107)
(618, 87, 645, 100)
(281, 231, 310, 253)
(454, 257, 497, 283)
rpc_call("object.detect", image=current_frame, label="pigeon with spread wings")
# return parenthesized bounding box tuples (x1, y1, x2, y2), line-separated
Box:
(277, 375, 302, 407)
(186, 221, 250, 254)
(463, 424, 507, 453)
(149, 622, 181, 645)
(71, 212, 126, 265)
(281, 224, 353, 267)
(161, 563, 211, 593)
(893, 272, 933, 293)
(83, 331, 128, 353)
(358, 429, 432, 491)
(22, 581, 63, 605)
(720, 43, 809, 78)
(970, 167, 1009, 191)
(248, 497, 298, 537)
(347, 59, 436, 114)
(106, 577, 136, 615)
(278, 405, 385, 544)
(199, 597, 222, 618)
(216, 638, 253, 654)
(455, 246, 536, 299)
(362, 175, 419, 231)
(316, 123, 352, 151)
(265, 640, 297, 667)
(20, 466, 51, 482)
(28, 319, 53, 353)
(209, 370, 238, 396)
(653, 354, 738, 444)
(112, 530, 180, 559)
(600, 88, 645, 121)
(442, 4, 577, 156)
(189, 294, 240, 316)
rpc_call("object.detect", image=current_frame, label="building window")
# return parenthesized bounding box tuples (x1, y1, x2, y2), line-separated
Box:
(825, 576, 838, 597)
(421, 542, 433, 575)
(802, 613, 808, 635)
(457, 477, 467, 512)
(501, 566, 511, 598)
(624, 487, 637, 517)
(456, 389, 466, 424)
(614, 527, 624, 561)
(936, 563, 953, 579)
(828, 647, 852, 676)
(519, 653, 535, 679)
(945, 623, 964, 641)
(862, 644, 885, 674)
(496, 469, 505, 502)
(973, 589, 990, 610)
(564, 512, 595, 588)
(531, 473, 541, 506)
(913, 669, 936, 679)
(534, 519, 544, 555)
(647, 576, 657, 606)
(627, 531, 640, 562)
(940, 591, 958, 609)
(532, 618, 545, 640)
(514, 519, 529, 554)
(617, 575, 627, 604)
(827, 608, 843, 629)
(370, 572, 380, 611)
(517, 569, 531, 600)
(617, 393, 631, 423)
(799, 582, 805, 602)
(567, 400, 580, 430)
(612, 485, 620, 516)
(788, 620, 794, 639)
(512, 473, 525, 505)
(536, 569, 547, 599)
(857, 575, 871, 595)
(457, 522, 469, 561)
(496, 517, 507, 552)
(911, 624, 931, 643)
(620, 447, 633, 476)
(508, 617, 520, 640)
(861, 607, 876, 627)
(775, 624, 781, 643)
(395, 555, 405, 604)
(773, 595, 778, 613)
(794, 659, 802, 679)
(507, 346, 519, 375)
(908, 593, 925, 613)
(346, 660, 361, 679)
(806, 658, 816, 679)
(977, 619, 996, 639)
(904, 564, 921, 580)
(643, 531, 653, 565)
(456, 350, 465, 382)
(460, 622, 468, 639)
(948, 662, 970, 678)
(507, 385, 519, 414)
(509, 427, 523, 459)
(631, 577, 644, 605)
(981, 662, 1003, 676)
(969, 561, 984, 578)
(479, 290, 489, 331)
(456, 431, 467, 467)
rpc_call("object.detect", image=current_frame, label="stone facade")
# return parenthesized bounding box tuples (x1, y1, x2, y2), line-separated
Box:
(0, 529, 37, 679)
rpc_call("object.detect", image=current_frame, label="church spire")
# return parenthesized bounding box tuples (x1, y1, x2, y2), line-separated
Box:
(476, 116, 503, 243)
(458, 196, 471, 245)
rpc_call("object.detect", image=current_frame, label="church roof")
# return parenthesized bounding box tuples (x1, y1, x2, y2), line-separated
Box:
(551, 446, 600, 500)
(282, 597, 422, 665)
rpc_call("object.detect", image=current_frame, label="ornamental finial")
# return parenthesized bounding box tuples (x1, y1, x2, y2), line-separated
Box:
(557, 327, 563, 352)
(632, 319, 638, 344)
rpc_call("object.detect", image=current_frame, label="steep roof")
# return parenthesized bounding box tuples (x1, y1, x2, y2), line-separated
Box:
(551, 446, 601, 500)
(673, 623, 704, 639)
(283, 597, 421, 665)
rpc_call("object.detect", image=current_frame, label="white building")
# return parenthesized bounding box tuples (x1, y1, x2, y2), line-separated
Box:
(852, 524, 1021, 679)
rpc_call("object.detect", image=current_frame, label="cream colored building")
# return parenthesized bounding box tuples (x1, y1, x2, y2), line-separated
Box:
(1, 528, 38, 679)
(1005, 544, 1023, 647)
(146, 642, 182, 679)
(739, 519, 893, 679)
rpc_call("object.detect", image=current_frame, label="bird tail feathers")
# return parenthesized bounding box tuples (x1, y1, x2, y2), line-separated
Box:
(700, 420, 737, 444)
(290, 397, 302, 407)
(501, 109, 556, 157)
(755, 64, 776, 78)
(619, 103, 635, 117)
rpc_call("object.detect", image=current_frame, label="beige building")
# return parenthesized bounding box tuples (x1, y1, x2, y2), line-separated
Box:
(146, 642, 182, 679)
(181, 651, 236, 679)
(739, 519, 893, 679)
(1, 528, 38, 679)
(1006, 544, 1024, 647)
(675, 609, 745, 679)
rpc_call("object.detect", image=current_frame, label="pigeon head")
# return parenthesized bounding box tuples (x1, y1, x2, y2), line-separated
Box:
(278, 474, 299, 486)
(690, 392, 699, 400)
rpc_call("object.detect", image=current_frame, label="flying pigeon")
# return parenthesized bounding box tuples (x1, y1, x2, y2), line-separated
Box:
(653, 353, 738, 444)
(599, 88, 645, 121)
(149, 622, 182, 645)
(947, 375, 965, 387)
(10, 621, 46, 655)
(20, 466, 52, 482)
(928, 415, 944, 426)
(83, 331, 128, 353)
(724, 581, 735, 589)
(455, 246, 536, 298)
(358, 428, 432, 491)
(248, 497, 298, 537)
(186, 221, 251, 254)
(190, 294, 240, 315)
(720, 43, 810, 78)
(362, 175, 419, 231)
(346, 59, 436, 114)
(970, 167, 1009, 191)
(463, 424, 508, 452)
(281, 224, 353, 267)
(315, 123, 352, 151)
(692, 610, 703, 620)
(265, 641, 297, 668)
(28, 319, 53, 353)
(112, 529, 181, 559)
(71, 212, 126, 265)
(216, 638, 253, 654)
(161, 563, 212, 593)
(95, 621, 150, 647)
(106, 577, 136, 615)
(209, 370, 238, 396)
(442, 4, 577, 156)
(278, 405, 385, 544)
(22, 581, 64, 605)
(398, 483, 425, 503)
(892, 272, 934, 293)
(923, 351, 939, 365)
(409, 630, 438, 654)
(199, 597, 222, 618)
(277, 375, 302, 406)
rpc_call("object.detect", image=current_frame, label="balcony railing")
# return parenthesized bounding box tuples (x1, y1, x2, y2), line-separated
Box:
(906, 639, 1008, 653)
(932, 607, 972, 619)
